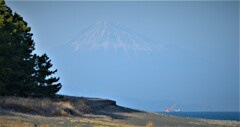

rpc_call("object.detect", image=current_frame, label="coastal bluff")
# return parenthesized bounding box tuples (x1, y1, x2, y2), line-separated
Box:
(0, 95, 239, 127)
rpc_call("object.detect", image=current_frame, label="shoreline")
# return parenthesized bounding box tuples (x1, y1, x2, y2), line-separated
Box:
(158, 111, 240, 121)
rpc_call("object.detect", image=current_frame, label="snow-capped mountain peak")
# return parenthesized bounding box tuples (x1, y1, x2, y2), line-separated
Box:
(70, 21, 162, 54)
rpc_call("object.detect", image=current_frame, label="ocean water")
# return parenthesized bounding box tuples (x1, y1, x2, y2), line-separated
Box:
(159, 112, 240, 121)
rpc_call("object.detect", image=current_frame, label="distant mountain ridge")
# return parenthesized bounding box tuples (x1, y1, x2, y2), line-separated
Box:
(69, 21, 164, 54)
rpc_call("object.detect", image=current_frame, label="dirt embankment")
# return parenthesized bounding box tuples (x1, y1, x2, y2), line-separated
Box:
(0, 96, 239, 127)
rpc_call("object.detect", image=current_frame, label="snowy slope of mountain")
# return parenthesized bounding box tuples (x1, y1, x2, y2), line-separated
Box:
(69, 21, 163, 54)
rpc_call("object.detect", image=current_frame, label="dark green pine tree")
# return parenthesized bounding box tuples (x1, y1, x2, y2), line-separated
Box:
(0, 0, 36, 96)
(0, 0, 62, 97)
(34, 54, 62, 97)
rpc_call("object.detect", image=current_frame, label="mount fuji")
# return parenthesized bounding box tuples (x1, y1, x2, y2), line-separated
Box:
(68, 21, 164, 54)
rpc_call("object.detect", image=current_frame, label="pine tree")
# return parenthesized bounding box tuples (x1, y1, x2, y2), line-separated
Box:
(34, 54, 62, 97)
(0, 0, 36, 96)
(0, 0, 61, 97)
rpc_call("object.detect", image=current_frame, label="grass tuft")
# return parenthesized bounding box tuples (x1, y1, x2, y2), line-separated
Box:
(0, 96, 90, 116)
(146, 121, 154, 127)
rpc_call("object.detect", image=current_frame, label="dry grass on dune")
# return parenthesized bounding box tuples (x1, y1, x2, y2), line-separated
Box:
(0, 119, 34, 127)
(0, 96, 91, 116)
(1, 96, 238, 127)
(0, 96, 157, 127)
(146, 122, 154, 127)
(0, 117, 144, 127)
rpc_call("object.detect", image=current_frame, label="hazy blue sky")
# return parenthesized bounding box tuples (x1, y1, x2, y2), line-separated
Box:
(6, 1, 239, 112)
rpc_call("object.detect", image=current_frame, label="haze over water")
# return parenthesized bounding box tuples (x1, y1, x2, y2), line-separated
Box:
(6, 1, 239, 112)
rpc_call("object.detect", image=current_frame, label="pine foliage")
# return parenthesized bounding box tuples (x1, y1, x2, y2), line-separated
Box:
(0, 0, 61, 97)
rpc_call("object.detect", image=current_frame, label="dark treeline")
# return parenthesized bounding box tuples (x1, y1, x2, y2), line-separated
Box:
(0, 0, 61, 97)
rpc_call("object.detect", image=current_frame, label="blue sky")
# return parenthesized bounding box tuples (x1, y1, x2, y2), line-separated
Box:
(6, 1, 239, 112)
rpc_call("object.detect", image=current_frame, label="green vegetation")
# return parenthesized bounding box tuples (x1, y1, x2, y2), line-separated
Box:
(0, 0, 61, 97)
